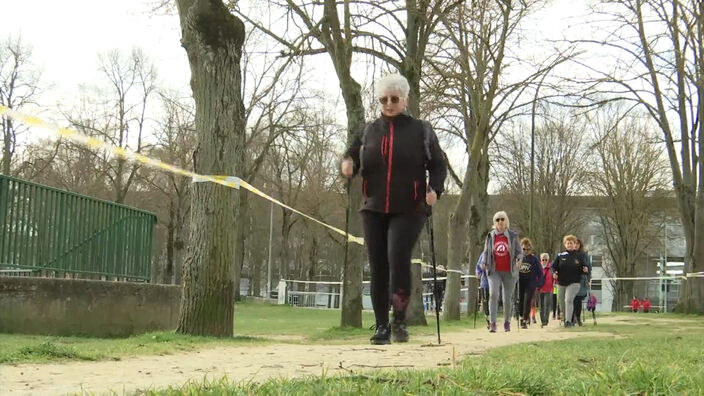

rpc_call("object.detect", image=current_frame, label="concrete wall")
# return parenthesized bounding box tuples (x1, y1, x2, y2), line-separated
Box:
(0, 277, 182, 337)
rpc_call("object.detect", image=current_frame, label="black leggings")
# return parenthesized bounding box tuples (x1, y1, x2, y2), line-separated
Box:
(573, 294, 585, 323)
(518, 279, 535, 322)
(362, 210, 426, 326)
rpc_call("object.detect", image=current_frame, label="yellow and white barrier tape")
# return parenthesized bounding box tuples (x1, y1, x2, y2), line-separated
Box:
(0, 106, 364, 245)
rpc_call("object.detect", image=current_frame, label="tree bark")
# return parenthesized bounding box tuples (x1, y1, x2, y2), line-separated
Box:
(405, 260, 426, 325)
(338, 80, 365, 328)
(175, 0, 246, 337)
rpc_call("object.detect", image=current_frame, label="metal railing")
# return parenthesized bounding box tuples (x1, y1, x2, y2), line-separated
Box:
(0, 174, 157, 280)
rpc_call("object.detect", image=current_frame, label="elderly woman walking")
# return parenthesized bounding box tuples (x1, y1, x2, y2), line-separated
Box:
(341, 73, 447, 345)
(482, 211, 522, 332)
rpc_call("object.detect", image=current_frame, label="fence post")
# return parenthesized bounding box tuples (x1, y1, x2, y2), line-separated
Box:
(277, 279, 286, 305)
(0, 176, 8, 263)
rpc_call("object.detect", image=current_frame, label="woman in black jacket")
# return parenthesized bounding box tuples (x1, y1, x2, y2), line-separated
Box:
(341, 73, 447, 345)
(552, 234, 589, 327)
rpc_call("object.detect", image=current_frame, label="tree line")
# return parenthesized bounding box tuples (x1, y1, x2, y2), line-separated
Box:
(1, 0, 702, 336)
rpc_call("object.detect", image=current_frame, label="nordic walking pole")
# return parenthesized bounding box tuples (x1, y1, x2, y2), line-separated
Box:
(426, 210, 441, 345)
(515, 281, 520, 332)
(473, 287, 479, 329)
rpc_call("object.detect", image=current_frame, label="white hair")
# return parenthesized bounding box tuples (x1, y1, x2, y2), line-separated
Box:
(376, 73, 410, 98)
(492, 211, 510, 229)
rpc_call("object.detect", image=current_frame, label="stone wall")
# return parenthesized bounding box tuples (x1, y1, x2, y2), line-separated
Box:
(0, 277, 182, 337)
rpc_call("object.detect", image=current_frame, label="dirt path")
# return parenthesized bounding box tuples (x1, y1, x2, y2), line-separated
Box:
(0, 321, 614, 396)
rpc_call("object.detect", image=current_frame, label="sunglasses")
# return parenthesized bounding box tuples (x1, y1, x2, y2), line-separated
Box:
(495, 218, 505, 222)
(541, 259, 549, 262)
(379, 96, 400, 105)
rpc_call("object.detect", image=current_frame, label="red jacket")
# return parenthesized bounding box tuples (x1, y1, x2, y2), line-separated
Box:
(631, 298, 641, 310)
(642, 299, 651, 311)
(540, 264, 554, 293)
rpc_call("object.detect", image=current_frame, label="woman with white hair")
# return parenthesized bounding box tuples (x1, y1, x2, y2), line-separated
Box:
(481, 211, 522, 332)
(340, 73, 447, 345)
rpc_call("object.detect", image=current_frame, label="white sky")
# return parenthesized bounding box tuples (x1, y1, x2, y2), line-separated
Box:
(1, 0, 589, 108)
(2, 0, 190, 105)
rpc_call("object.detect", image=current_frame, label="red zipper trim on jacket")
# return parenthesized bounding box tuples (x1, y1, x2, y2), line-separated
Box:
(414, 181, 418, 200)
(363, 179, 368, 198)
(385, 122, 395, 213)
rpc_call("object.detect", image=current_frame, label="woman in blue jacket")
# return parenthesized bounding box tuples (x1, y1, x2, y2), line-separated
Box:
(518, 238, 544, 329)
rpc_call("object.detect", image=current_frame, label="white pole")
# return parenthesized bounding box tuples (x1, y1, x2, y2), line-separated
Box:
(266, 201, 273, 299)
(663, 223, 668, 312)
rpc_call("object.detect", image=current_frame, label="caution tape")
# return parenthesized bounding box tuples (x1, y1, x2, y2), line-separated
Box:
(592, 276, 686, 281)
(0, 105, 364, 245)
(411, 259, 476, 277)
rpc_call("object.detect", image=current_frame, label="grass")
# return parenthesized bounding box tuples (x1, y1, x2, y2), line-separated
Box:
(0, 300, 380, 364)
(140, 315, 704, 395)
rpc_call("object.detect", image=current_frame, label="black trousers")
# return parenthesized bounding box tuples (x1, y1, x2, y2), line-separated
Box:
(518, 279, 535, 322)
(362, 210, 426, 326)
(573, 294, 585, 323)
(479, 287, 490, 317)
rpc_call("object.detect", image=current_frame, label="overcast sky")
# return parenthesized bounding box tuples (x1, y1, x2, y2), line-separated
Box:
(2, 0, 589, 105)
(2, 0, 190, 104)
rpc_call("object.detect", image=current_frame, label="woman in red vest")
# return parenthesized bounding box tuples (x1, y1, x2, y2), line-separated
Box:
(631, 296, 640, 312)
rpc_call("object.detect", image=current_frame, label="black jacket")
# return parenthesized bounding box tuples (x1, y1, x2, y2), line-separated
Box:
(552, 250, 588, 287)
(344, 113, 447, 214)
(519, 254, 545, 290)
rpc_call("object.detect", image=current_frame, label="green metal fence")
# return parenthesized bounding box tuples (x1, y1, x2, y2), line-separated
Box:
(0, 174, 157, 280)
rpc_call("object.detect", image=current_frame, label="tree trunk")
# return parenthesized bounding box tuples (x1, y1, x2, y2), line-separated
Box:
(165, 200, 176, 283)
(444, 197, 469, 320)
(406, 258, 427, 325)
(2, 117, 12, 175)
(339, 84, 365, 329)
(466, 151, 490, 316)
(175, 0, 245, 337)
(679, 190, 704, 314)
(279, 209, 295, 282)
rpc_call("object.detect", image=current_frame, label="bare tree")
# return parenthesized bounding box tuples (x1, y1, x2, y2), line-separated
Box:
(0, 35, 41, 176)
(64, 48, 157, 204)
(425, 0, 567, 320)
(142, 90, 195, 285)
(232, 32, 308, 300)
(580, 0, 704, 313)
(492, 106, 590, 254)
(587, 109, 670, 310)
(236, 0, 367, 328)
(174, 0, 246, 337)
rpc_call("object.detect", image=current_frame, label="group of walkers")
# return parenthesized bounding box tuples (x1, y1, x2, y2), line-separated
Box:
(630, 297, 652, 313)
(340, 72, 592, 345)
(476, 214, 593, 332)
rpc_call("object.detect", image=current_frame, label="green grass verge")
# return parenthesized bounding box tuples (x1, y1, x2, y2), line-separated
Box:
(141, 316, 704, 395)
(0, 301, 373, 364)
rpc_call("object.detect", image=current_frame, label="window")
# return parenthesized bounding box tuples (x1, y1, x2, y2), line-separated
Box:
(591, 279, 602, 291)
(591, 255, 603, 268)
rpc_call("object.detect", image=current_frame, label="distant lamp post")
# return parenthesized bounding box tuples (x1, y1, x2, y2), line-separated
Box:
(529, 77, 545, 235)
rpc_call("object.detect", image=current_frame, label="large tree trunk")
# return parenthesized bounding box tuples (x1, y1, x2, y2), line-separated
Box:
(339, 83, 365, 328)
(175, 0, 245, 337)
(444, 176, 471, 320)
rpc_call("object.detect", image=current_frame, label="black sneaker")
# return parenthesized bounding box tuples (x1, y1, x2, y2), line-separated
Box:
(520, 319, 528, 329)
(370, 324, 391, 345)
(391, 322, 409, 343)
